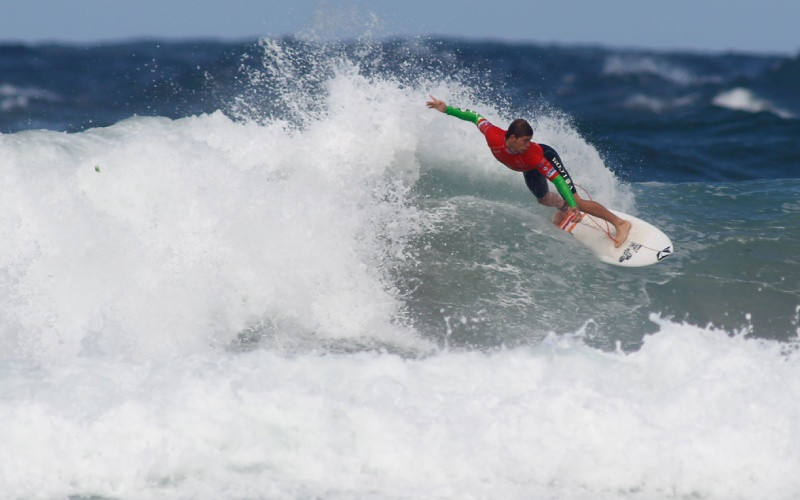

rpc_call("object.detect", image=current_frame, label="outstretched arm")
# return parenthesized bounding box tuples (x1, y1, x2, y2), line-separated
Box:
(426, 95, 484, 124)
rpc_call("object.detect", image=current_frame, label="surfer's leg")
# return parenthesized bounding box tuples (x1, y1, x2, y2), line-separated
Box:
(573, 194, 632, 247)
(523, 170, 562, 207)
(524, 169, 576, 227)
(540, 144, 631, 247)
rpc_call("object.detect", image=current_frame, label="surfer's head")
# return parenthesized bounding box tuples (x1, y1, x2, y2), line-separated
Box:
(505, 119, 533, 139)
(505, 119, 534, 153)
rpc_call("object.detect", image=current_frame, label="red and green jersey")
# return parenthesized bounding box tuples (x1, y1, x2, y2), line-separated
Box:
(444, 106, 577, 207)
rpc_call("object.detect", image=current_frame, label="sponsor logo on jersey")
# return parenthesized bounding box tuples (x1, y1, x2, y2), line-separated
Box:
(538, 160, 557, 178)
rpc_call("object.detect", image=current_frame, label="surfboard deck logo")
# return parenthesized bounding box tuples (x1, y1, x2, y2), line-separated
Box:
(619, 242, 644, 263)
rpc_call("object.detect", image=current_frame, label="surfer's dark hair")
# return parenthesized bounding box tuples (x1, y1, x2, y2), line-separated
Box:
(506, 119, 534, 139)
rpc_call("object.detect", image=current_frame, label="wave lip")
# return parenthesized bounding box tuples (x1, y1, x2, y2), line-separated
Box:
(0, 83, 60, 112)
(712, 87, 795, 118)
(602, 55, 703, 86)
(622, 93, 697, 113)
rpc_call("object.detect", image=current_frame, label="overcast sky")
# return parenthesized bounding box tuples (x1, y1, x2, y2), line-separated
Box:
(1, 0, 798, 55)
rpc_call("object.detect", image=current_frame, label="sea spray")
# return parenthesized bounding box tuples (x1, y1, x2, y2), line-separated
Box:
(0, 106, 429, 360)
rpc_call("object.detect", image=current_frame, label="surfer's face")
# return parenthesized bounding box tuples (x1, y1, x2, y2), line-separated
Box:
(506, 134, 532, 154)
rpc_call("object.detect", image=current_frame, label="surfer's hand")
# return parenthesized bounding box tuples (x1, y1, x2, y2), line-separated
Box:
(565, 206, 582, 222)
(426, 95, 447, 113)
(561, 202, 580, 216)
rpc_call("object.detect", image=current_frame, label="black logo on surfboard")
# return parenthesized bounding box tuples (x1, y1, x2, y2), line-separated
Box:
(656, 246, 673, 261)
(618, 242, 643, 263)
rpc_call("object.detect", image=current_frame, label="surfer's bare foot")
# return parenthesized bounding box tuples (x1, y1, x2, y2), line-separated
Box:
(614, 220, 632, 247)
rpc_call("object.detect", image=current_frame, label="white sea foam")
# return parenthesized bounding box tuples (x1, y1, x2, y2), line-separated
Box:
(622, 93, 698, 113)
(0, 106, 428, 361)
(1, 316, 798, 498)
(0, 83, 60, 111)
(712, 87, 795, 118)
(602, 55, 701, 86)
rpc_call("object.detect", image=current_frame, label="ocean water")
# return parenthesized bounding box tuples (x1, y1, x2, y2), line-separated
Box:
(1, 35, 799, 498)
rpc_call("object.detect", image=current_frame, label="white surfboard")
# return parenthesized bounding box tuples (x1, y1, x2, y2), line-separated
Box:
(556, 209, 673, 267)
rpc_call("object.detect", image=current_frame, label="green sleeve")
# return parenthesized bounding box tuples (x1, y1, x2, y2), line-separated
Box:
(553, 175, 578, 208)
(445, 106, 484, 124)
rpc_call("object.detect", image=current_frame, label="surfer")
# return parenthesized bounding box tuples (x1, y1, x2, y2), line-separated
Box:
(426, 96, 631, 247)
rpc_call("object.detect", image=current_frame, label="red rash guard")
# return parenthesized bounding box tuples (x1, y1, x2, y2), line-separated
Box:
(476, 120, 559, 180)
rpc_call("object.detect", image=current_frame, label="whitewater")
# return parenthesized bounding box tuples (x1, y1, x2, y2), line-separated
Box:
(1, 36, 799, 498)
(3, 324, 800, 498)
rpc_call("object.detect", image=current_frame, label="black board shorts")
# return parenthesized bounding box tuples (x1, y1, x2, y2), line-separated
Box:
(522, 144, 577, 199)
